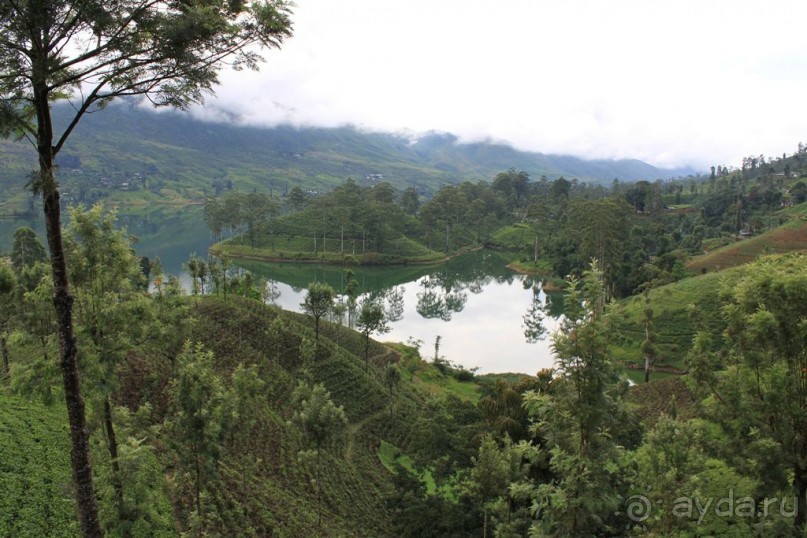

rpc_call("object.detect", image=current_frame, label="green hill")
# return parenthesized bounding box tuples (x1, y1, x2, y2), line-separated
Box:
(687, 202, 807, 273)
(610, 264, 747, 378)
(1, 295, 487, 536)
(0, 101, 695, 215)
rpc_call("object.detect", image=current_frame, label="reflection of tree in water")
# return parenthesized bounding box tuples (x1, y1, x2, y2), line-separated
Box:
(384, 286, 405, 322)
(523, 279, 547, 343)
(521, 275, 570, 343)
(416, 276, 468, 322)
(264, 279, 281, 304)
(415, 254, 519, 321)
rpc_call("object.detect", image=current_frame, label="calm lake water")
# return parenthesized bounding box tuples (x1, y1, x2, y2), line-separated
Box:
(238, 251, 564, 374)
(1, 205, 562, 374)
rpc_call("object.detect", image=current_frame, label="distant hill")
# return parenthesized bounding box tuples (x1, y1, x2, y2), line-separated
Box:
(0, 101, 697, 208)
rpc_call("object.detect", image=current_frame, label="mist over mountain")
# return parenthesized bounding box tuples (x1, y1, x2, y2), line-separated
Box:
(1, 102, 698, 198)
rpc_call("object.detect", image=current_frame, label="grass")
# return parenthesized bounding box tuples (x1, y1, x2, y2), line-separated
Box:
(390, 343, 481, 403)
(490, 223, 534, 249)
(213, 238, 449, 266)
(610, 267, 744, 370)
(378, 440, 439, 495)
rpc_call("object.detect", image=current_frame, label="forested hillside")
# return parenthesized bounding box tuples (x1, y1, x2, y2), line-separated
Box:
(0, 102, 695, 217)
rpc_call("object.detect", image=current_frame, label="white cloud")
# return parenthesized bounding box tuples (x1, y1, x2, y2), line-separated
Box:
(195, 0, 807, 170)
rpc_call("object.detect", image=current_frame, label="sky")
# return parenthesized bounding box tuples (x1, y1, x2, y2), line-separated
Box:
(194, 0, 807, 171)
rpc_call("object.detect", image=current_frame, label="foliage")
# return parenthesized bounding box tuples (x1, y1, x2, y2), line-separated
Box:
(291, 381, 348, 531)
(165, 341, 232, 530)
(357, 298, 390, 372)
(0, 395, 78, 537)
(627, 416, 763, 536)
(94, 412, 174, 537)
(688, 253, 807, 533)
(301, 281, 335, 343)
(1, 1, 293, 533)
(463, 435, 526, 537)
(522, 262, 636, 536)
(10, 227, 47, 274)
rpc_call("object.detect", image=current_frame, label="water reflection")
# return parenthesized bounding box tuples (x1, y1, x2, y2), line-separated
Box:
(1, 206, 563, 374)
(385, 286, 405, 322)
(237, 251, 563, 374)
(416, 276, 467, 321)
(0, 204, 210, 275)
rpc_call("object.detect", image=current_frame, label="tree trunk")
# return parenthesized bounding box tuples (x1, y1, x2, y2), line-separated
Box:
(483, 507, 488, 538)
(1, 333, 9, 382)
(795, 463, 807, 533)
(103, 397, 124, 514)
(644, 323, 651, 383)
(534, 236, 538, 264)
(317, 448, 322, 536)
(35, 83, 103, 538)
(195, 452, 202, 523)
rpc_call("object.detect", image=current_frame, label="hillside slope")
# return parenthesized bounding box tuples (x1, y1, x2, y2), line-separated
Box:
(0, 102, 695, 211)
(1, 295, 486, 536)
(687, 203, 807, 273)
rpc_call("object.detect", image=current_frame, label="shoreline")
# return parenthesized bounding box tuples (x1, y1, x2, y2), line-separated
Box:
(209, 244, 486, 267)
(505, 262, 564, 291)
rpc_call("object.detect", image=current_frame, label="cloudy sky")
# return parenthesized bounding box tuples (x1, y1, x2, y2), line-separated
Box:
(198, 0, 807, 171)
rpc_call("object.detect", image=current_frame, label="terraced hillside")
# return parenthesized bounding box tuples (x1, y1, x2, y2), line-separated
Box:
(687, 202, 807, 273)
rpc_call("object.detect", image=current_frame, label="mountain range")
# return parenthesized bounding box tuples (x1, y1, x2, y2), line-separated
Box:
(0, 101, 698, 203)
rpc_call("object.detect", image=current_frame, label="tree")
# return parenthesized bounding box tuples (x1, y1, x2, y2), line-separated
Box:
(301, 282, 335, 345)
(465, 435, 523, 538)
(687, 253, 807, 534)
(243, 191, 278, 248)
(400, 186, 420, 215)
(291, 382, 348, 533)
(226, 364, 265, 516)
(383, 363, 401, 417)
(64, 205, 150, 526)
(184, 253, 209, 296)
(203, 197, 225, 242)
(492, 168, 529, 210)
(791, 181, 807, 204)
(0, 262, 16, 381)
(523, 262, 632, 536)
(567, 197, 631, 288)
(10, 226, 47, 274)
(629, 416, 760, 536)
(287, 186, 307, 212)
(478, 378, 540, 443)
(166, 341, 231, 533)
(357, 299, 390, 372)
(0, 3, 292, 534)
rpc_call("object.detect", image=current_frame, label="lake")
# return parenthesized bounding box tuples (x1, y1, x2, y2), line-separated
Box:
(238, 250, 563, 374)
(1, 205, 562, 374)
